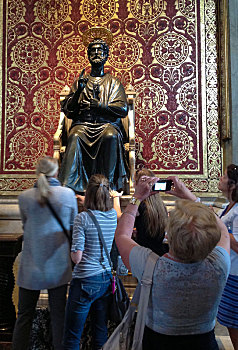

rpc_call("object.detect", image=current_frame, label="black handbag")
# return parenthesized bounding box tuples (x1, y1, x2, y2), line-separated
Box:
(110, 273, 130, 324)
(86, 210, 130, 324)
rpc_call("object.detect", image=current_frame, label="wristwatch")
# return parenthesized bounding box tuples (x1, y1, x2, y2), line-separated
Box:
(129, 196, 141, 206)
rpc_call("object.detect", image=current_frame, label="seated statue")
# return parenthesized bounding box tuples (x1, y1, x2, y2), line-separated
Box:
(59, 31, 129, 193)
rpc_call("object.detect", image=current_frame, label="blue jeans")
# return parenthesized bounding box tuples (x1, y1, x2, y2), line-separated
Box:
(63, 271, 112, 350)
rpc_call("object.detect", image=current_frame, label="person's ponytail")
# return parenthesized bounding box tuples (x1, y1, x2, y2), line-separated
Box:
(84, 174, 111, 211)
(35, 157, 58, 205)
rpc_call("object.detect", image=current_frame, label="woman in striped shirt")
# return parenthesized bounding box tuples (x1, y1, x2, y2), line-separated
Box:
(63, 174, 117, 350)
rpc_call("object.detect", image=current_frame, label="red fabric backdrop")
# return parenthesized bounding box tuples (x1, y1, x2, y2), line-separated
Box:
(0, 0, 221, 193)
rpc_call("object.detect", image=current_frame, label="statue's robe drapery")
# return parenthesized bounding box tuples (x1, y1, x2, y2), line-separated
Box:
(59, 73, 129, 193)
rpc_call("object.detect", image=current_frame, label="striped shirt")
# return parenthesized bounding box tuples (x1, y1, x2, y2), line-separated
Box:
(71, 209, 117, 278)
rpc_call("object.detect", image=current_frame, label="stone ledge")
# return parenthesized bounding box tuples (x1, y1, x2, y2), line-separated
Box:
(0, 193, 227, 235)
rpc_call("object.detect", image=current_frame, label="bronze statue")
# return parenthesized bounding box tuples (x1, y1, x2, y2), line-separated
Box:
(59, 30, 129, 193)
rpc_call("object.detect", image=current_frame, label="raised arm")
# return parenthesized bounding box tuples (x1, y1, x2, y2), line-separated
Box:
(115, 176, 158, 270)
(110, 190, 123, 220)
(215, 215, 230, 254)
(229, 215, 238, 254)
(61, 69, 88, 119)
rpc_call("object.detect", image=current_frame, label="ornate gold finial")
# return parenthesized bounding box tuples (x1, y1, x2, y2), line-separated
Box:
(82, 27, 113, 47)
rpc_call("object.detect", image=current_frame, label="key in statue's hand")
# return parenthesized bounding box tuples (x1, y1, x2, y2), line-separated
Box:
(90, 98, 100, 109)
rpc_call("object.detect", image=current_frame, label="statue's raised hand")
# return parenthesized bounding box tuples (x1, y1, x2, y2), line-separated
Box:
(77, 69, 88, 92)
(66, 69, 88, 111)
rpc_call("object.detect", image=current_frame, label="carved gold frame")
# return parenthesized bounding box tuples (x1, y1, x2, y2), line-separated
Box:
(0, 0, 3, 161)
(218, 0, 231, 142)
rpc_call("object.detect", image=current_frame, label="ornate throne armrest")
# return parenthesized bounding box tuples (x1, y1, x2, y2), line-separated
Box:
(53, 85, 71, 161)
(125, 85, 136, 194)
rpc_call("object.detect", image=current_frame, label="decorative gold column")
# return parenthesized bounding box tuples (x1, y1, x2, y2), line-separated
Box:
(218, 0, 231, 143)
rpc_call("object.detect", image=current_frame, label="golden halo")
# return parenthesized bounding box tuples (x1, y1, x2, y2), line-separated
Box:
(82, 27, 113, 47)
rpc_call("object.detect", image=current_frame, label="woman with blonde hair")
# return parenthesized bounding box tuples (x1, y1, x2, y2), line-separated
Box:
(12, 156, 78, 350)
(63, 174, 117, 350)
(115, 175, 230, 350)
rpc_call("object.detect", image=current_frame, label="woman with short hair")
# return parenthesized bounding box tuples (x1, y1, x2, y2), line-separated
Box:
(115, 175, 230, 350)
(63, 174, 117, 350)
(12, 157, 78, 350)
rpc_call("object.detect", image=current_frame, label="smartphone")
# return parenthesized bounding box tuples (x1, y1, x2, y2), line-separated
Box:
(152, 180, 173, 191)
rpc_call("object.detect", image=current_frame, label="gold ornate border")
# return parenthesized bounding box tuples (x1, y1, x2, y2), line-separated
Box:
(205, 0, 222, 193)
(0, 0, 3, 166)
(218, 0, 231, 142)
(179, 0, 222, 194)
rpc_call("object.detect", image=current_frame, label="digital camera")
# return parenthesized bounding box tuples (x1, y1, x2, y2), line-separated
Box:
(152, 180, 173, 192)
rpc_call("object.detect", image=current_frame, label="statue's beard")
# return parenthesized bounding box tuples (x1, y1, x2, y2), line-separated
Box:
(92, 58, 103, 63)
(89, 56, 107, 66)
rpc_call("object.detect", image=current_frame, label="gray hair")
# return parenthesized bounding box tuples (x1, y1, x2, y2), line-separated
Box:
(35, 157, 59, 205)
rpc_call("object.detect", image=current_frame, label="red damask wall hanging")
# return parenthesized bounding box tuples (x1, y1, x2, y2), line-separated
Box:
(0, 0, 221, 194)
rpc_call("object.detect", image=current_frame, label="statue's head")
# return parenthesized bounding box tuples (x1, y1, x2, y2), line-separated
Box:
(87, 39, 109, 66)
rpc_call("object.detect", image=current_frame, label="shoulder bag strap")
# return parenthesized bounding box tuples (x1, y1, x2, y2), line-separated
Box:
(46, 199, 71, 245)
(86, 210, 113, 269)
(132, 251, 159, 350)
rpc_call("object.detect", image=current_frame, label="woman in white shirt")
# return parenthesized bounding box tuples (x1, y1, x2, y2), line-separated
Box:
(217, 164, 238, 350)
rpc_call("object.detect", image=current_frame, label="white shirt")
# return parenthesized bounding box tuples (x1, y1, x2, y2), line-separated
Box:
(219, 202, 238, 275)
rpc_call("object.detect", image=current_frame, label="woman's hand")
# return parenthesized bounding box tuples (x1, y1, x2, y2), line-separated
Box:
(110, 190, 123, 198)
(166, 176, 197, 201)
(76, 194, 85, 205)
(110, 190, 123, 219)
(134, 176, 158, 201)
(71, 250, 83, 264)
